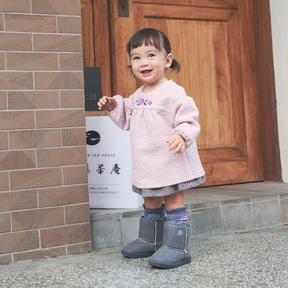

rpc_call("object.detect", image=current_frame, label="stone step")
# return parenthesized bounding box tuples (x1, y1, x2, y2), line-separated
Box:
(90, 182, 288, 250)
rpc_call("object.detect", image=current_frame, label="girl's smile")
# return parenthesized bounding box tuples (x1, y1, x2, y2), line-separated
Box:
(141, 69, 152, 76)
(130, 44, 173, 92)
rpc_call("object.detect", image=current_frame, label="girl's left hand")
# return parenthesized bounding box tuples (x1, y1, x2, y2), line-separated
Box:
(166, 134, 186, 154)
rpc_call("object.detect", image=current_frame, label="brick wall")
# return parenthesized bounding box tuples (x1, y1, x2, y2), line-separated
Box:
(0, 0, 92, 264)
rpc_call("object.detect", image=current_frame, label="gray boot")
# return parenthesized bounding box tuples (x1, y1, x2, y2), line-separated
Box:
(149, 222, 191, 268)
(121, 216, 165, 258)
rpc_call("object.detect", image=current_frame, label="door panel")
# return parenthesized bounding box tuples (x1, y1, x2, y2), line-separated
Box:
(134, 0, 238, 9)
(81, 0, 111, 116)
(90, 0, 264, 186)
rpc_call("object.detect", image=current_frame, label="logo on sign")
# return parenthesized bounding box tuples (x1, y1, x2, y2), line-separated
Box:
(86, 130, 101, 145)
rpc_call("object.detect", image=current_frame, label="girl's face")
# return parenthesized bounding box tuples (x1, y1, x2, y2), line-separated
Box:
(130, 44, 173, 91)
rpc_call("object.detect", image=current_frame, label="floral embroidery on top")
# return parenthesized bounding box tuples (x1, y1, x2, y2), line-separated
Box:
(136, 97, 152, 106)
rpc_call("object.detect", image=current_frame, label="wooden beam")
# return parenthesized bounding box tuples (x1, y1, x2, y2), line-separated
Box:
(252, 0, 282, 181)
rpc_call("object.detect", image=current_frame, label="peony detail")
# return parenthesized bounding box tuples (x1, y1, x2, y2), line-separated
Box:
(136, 98, 152, 106)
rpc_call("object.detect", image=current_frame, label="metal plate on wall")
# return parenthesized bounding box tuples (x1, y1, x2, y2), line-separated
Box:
(84, 67, 103, 111)
(118, 0, 129, 17)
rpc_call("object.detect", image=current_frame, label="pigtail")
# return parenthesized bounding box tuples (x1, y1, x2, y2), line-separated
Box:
(170, 59, 180, 73)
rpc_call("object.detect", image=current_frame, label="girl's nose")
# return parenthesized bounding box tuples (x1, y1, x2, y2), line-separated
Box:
(140, 59, 148, 66)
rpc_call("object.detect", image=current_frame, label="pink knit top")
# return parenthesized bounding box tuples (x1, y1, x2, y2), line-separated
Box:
(108, 79, 205, 189)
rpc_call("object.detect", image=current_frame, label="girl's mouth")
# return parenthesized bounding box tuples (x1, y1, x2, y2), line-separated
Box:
(141, 69, 152, 75)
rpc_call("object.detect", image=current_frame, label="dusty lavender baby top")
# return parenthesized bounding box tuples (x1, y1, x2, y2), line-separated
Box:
(108, 79, 205, 189)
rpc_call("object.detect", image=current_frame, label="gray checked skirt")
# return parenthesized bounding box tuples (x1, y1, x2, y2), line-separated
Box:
(132, 175, 206, 198)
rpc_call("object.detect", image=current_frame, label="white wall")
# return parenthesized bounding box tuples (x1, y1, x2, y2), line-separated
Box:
(269, 0, 288, 183)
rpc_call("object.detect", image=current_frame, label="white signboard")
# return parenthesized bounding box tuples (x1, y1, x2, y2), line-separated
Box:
(86, 116, 143, 209)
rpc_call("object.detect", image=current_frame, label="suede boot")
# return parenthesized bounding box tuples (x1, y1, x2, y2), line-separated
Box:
(149, 222, 191, 269)
(121, 216, 165, 258)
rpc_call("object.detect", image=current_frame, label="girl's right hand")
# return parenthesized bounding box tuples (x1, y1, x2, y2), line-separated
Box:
(98, 96, 117, 111)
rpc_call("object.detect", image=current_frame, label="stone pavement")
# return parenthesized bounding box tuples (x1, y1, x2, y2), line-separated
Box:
(1, 226, 288, 288)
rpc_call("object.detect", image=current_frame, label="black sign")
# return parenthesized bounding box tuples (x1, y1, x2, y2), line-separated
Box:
(84, 67, 103, 111)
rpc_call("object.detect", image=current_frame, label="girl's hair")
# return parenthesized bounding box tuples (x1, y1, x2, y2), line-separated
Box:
(127, 28, 180, 73)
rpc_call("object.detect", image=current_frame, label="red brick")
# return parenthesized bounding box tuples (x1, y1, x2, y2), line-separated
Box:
(0, 111, 35, 130)
(5, 14, 56, 33)
(35, 72, 84, 89)
(0, 190, 37, 212)
(0, 91, 6, 109)
(0, 33, 32, 51)
(12, 207, 64, 231)
(63, 165, 88, 185)
(67, 242, 92, 255)
(65, 203, 90, 224)
(9, 129, 61, 149)
(32, 0, 81, 15)
(37, 147, 87, 168)
(0, 131, 8, 150)
(62, 128, 86, 146)
(10, 167, 62, 190)
(0, 52, 5, 69)
(7, 53, 58, 71)
(0, 172, 9, 191)
(14, 246, 66, 262)
(41, 223, 91, 248)
(0, 14, 3, 31)
(38, 184, 89, 207)
(0, 254, 12, 264)
(57, 16, 81, 34)
(60, 90, 84, 108)
(36, 109, 85, 128)
(8, 91, 59, 110)
(0, 72, 33, 90)
(0, 0, 30, 13)
(59, 53, 83, 70)
(0, 150, 36, 170)
(33, 34, 82, 52)
(0, 213, 10, 233)
(0, 230, 39, 254)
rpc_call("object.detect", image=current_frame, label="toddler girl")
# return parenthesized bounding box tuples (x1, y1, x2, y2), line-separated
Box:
(98, 28, 205, 269)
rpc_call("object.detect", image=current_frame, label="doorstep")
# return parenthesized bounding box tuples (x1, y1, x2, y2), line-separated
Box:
(90, 182, 288, 249)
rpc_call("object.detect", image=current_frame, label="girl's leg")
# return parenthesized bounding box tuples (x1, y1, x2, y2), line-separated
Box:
(164, 190, 189, 226)
(164, 190, 185, 210)
(144, 196, 164, 209)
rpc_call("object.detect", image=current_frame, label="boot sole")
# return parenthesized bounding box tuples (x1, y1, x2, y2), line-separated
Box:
(121, 249, 155, 258)
(149, 257, 191, 269)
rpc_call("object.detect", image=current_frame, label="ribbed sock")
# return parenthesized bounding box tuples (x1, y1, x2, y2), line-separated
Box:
(165, 206, 190, 226)
(143, 203, 166, 221)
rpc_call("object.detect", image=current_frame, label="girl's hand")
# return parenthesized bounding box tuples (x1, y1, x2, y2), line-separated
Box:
(98, 96, 117, 111)
(166, 134, 186, 154)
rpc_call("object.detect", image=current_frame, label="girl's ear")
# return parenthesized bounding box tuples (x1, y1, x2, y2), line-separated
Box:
(165, 53, 173, 68)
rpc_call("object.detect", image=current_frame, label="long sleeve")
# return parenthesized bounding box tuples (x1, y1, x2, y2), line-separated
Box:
(106, 80, 204, 189)
(171, 94, 201, 148)
(107, 94, 134, 131)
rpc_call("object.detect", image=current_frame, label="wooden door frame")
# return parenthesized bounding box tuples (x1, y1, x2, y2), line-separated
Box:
(81, 0, 283, 182)
(252, 0, 282, 182)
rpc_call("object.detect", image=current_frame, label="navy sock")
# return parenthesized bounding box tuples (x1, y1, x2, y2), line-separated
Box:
(143, 203, 166, 221)
(165, 206, 190, 226)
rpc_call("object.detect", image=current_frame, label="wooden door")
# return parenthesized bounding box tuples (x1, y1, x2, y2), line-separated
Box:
(82, 0, 264, 186)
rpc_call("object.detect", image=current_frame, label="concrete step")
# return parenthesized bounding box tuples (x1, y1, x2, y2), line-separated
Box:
(90, 182, 288, 250)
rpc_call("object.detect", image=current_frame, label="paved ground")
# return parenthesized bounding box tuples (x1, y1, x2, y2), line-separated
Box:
(1, 226, 288, 288)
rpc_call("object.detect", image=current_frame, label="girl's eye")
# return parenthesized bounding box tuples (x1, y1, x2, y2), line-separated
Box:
(148, 54, 155, 58)
(132, 56, 140, 61)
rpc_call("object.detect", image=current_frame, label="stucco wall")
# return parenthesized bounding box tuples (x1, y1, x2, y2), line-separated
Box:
(269, 0, 288, 183)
